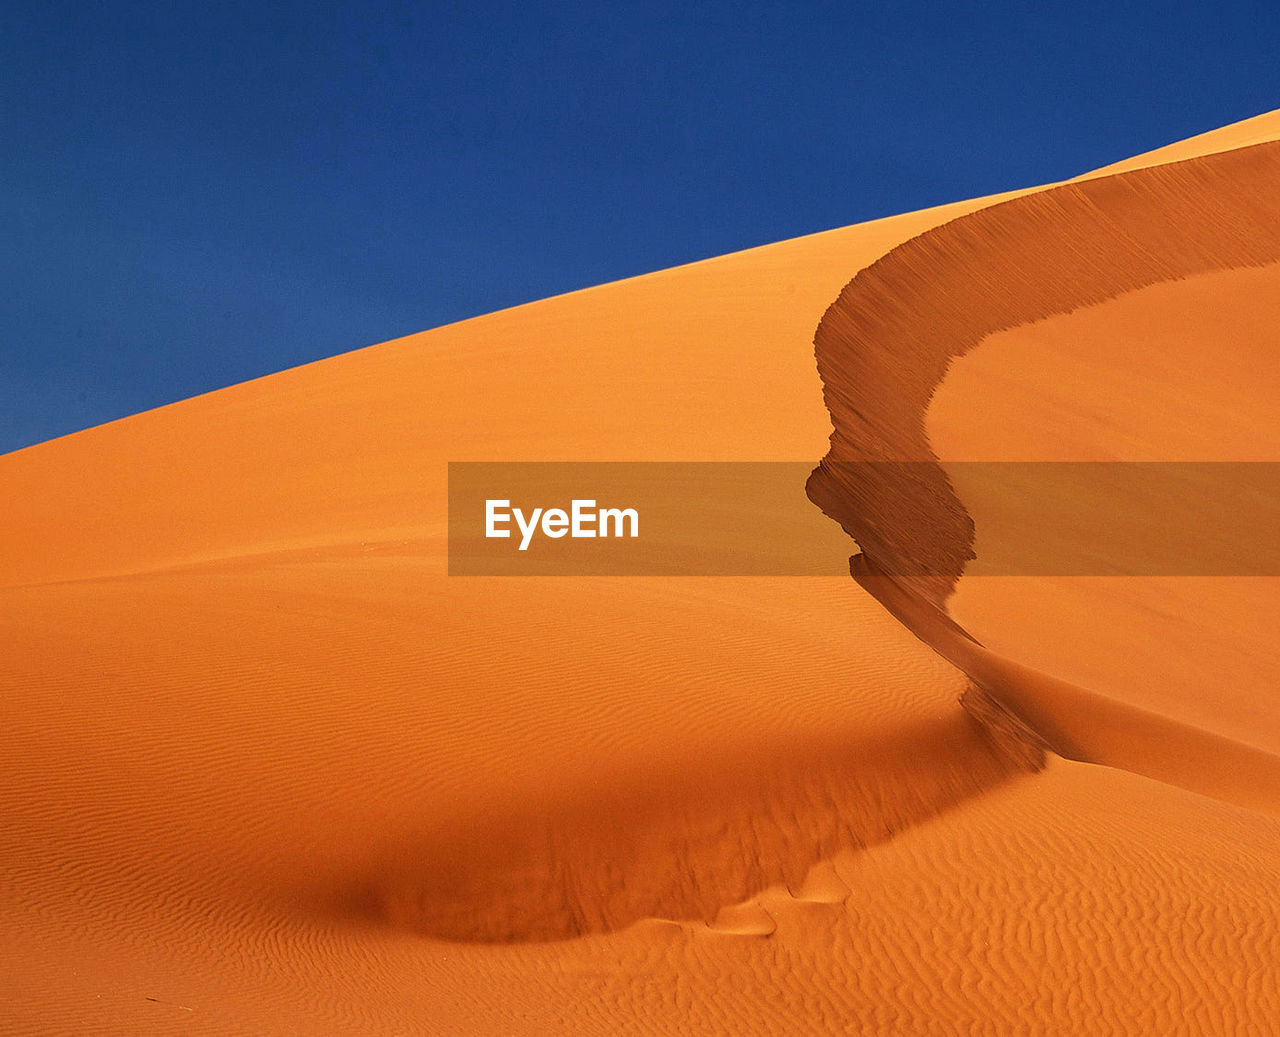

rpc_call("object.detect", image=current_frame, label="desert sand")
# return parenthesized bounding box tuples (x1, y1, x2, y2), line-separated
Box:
(4, 111, 1280, 1034)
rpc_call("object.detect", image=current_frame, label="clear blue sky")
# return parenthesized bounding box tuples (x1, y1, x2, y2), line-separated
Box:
(3, 1, 1278, 453)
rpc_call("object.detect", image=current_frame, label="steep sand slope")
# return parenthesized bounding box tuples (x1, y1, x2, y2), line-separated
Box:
(4, 108, 1278, 589)
(934, 264, 1280, 755)
(0, 190, 1025, 589)
(809, 135, 1280, 813)
(4, 111, 1280, 1034)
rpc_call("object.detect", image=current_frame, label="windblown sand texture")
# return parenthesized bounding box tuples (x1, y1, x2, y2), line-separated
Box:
(4, 111, 1280, 1034)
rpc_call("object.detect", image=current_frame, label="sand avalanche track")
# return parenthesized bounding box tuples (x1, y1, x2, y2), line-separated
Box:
(4, 111, 1280, 1034)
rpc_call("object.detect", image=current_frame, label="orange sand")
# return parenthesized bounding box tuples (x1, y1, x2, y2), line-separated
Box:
(4, 111, 1280, 1034)
(933, 264, 1280, 756)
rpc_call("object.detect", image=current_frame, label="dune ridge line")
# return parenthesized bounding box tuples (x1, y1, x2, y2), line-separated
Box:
(806, 139, 1280, 813)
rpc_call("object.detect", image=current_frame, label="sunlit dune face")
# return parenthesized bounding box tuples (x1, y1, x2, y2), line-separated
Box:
(930, 264, 1280, 754)
(930, 263, 1280, 463)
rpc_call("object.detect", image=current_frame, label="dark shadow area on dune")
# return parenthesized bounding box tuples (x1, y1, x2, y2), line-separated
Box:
(341, 702, 1042, 943)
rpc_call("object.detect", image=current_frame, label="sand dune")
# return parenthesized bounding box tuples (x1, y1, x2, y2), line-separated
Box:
(808, 138, 1280, 601)
(4, 111, 1280, 1033)
(934, 263, 1280, 756)
(808, 133, 1280, 812)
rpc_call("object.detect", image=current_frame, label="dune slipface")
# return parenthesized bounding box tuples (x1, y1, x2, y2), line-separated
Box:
(807, 137, 1280, 814)
(4, 111, 1280, 1035)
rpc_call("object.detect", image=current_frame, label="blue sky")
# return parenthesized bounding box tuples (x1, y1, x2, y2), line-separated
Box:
(3, 1, 1278, 453)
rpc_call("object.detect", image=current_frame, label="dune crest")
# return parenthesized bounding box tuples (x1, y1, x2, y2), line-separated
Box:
(807, 139, 1280, 813)
(808, 138, 1280, 604)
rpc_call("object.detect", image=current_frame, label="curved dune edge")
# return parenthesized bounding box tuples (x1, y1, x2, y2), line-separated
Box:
(808, 137, 1280, 604)
(807, 140, 1280, 813)
(371, 696, 1042, 942)
(851, 555, 1280, 817)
